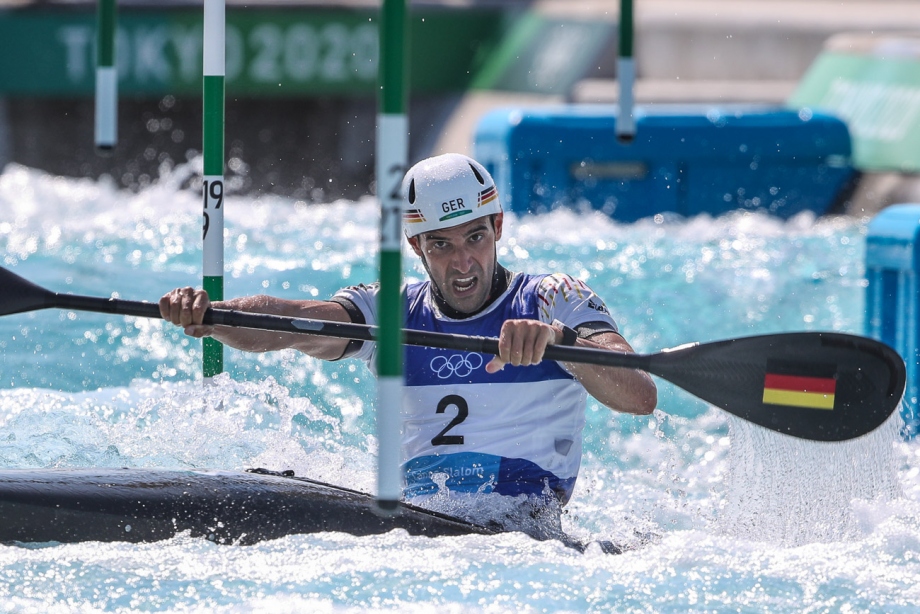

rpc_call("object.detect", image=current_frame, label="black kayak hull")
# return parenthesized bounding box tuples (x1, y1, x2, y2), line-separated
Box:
(0, 468, 494, 545)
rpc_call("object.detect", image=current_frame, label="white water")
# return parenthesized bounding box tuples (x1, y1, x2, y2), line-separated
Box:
(1, 162, 919, 612)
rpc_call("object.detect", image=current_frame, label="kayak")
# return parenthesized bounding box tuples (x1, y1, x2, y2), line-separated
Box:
(0, 467, 495, 545)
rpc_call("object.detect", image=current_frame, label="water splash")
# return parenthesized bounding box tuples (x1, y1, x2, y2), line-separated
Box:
(719, 411, 902, 545)
(0, 375, 376, 493)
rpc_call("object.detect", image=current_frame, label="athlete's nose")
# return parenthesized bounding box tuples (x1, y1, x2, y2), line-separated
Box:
(450, 244, 475, 274)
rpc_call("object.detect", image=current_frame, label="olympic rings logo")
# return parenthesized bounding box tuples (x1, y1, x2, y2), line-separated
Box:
(430, 353, 484, 379)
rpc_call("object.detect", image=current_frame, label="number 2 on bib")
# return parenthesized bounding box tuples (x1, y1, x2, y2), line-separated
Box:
(431, 394, 468, 446)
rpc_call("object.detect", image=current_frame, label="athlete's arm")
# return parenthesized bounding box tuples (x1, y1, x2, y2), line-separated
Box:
(485, 319, 657, 415)
(158, 287, 352, 360)
(555, 329, 657, 415)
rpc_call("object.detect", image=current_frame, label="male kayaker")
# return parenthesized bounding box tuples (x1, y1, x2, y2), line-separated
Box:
(160, 153, 657, 523)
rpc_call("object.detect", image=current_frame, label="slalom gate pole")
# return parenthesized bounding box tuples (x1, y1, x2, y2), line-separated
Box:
(202, 0, 226, 380)
(616, 0, 636, 142)
(95, 0, 117, 151)
(376, 0, 409, 513)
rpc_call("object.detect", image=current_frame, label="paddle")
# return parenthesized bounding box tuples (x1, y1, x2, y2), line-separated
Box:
(0, 266, 905, 442)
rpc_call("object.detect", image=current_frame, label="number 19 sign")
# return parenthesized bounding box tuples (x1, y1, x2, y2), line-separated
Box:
(202, 0, 225, 379)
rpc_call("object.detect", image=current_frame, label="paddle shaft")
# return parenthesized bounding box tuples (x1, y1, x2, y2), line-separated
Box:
(4, 264, 902, 441)
(51, 292, 654, 371)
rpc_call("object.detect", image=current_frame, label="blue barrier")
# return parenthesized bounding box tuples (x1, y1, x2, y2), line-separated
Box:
(865, 204, 920, 439)
(473, 105, 855, 221)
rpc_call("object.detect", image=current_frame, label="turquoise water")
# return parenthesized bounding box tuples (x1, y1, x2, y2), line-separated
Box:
(1, 162, 918, 612)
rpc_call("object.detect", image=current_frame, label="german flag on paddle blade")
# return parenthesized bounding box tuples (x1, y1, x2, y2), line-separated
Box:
(762, 359, 837, 410)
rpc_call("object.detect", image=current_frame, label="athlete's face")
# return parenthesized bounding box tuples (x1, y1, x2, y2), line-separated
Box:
(408, 214, 503, 314)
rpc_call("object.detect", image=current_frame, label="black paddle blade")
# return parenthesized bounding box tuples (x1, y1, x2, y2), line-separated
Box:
(0, 266, 57, 316)
(646, 332, 906, 441)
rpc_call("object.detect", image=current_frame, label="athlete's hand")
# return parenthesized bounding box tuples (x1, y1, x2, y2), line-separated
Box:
(158, 287, 214, 338)
(485, 319, 563, 373)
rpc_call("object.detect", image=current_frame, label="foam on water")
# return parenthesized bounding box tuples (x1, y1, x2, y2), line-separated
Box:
(0, 376, 375, 494)
(1, 163, 918, 612)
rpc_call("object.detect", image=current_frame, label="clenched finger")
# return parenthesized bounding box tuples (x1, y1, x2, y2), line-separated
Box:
(178, 288, 198, 327)
(191, 291, 210, 325)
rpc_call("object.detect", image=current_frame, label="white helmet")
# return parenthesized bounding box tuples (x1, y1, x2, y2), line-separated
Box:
(402, 153, 502, 238)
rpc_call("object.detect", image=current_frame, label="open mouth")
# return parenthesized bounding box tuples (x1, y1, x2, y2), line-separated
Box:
(452, 276, 477, 294)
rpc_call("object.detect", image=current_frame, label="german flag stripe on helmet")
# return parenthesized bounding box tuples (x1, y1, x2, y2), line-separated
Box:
(478, 186, 498, 208)
(404, 209, 426, 224)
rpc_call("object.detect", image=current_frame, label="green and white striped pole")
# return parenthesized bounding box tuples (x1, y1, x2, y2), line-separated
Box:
(376, 0, 408, 513)
(94, 0, 117, 151)
(616, 0, 636, 142)
(202, 0, 225, 379)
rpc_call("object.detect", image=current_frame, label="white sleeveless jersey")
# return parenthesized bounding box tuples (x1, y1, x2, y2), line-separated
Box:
(334, 272, 618, 504)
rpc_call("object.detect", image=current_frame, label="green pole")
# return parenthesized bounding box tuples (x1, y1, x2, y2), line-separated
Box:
(94, 0, 117, 151)
(202, 0, 225, 379)
(616, 0, 636, 142)
(376, 0, 408, 513)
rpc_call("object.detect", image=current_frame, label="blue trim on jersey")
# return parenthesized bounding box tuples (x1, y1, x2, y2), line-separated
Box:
(403, 452, 576, 502)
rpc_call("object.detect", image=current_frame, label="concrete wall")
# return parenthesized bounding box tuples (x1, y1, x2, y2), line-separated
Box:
(1, 95, 457, 201)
